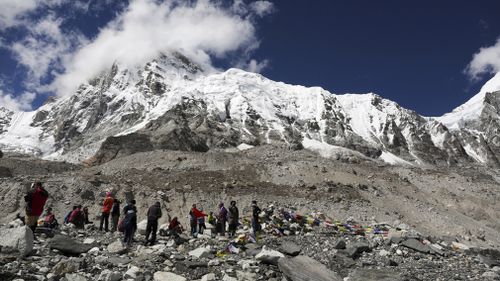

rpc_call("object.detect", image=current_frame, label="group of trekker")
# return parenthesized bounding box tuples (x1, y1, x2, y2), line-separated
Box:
(189, 200, 262, 239)
(23, 181, 263, 247)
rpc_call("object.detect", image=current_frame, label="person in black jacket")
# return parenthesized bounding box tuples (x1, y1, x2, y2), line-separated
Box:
(145, 201, 162, 245)
(251, 200, 261, 237)
(110, 199, 120, 232)
(123, 209, 137, 247)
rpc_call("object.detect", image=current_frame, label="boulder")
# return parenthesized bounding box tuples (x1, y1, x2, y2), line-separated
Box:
(48, 235, 93, 256)
(347, 268, 404, 281)
(477, 249, 500, 267)
(255, 246, 284, 265)
(124, 266, 142, 280)
(189, 246, 211, 259)
(52, 259, 80, 277)
(201, 273, 216, 281)
(344, 240, 371, 259)
(98, 270, 122, 281)
(63, 273, 88, 281)
(137, 220, 148, 235)
(279, 241, 301, 256)
(0, 226, 34, 257)
(333, 238, 346, 249)
(153, 271, 186, 281)
(401, 238, 431, 254)
(278, 255, 342, 281)
(107, 240, 127, 255)
(0, 166, 12, 177)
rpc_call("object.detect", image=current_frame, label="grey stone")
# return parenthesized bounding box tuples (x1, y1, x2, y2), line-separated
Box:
(0, 226, 34, 257)
(344, 240, 371, 259)
(278, 255, 342, 281)
(279, 241, 301, 256)
(333, 238, 346, 249)
(49, 235, 93, 256)
(348, 268, 404, 281)
(400, 238, 431, 254)
(107, 240, 127, 255)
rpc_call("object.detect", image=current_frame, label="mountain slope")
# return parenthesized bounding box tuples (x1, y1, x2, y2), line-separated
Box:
(0, 53, 498, 167)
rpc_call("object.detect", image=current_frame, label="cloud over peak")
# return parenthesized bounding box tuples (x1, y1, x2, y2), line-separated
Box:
(465, 38, 500, 81)
(1, 0, 274, 109)
(54, 0, 275, 96)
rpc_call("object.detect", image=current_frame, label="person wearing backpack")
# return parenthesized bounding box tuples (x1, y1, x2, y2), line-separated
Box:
(110, 199, 121, 232)
(251, 200, 262, 237)
(217, 202, 228, 236)
(228, 201, 239, 237)
(123, 209, 137, 247)
(144, 202, 162, 246)
(64, 206, 77, 224)
(25, 181, 49, 236)
(99, 191, 114, 232)
(68, 205, 85, 229)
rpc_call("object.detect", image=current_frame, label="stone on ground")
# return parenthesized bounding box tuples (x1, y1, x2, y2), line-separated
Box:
(401, 238, 431, 254)
(279, 241, 301, 256)
(137, 220, 148, 235)
(107, 239, 127, 254)
(153, 271, 186, 281)
(0, 226, 34, 257)
(188, 246, 211, 259)
(278, 255, 342, 281)
(347, 268, 404, 281)
(255, 246, 285, 265)
(48, 235, 93, 256)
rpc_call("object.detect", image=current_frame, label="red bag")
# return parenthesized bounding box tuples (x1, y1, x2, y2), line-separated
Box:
(117, 219, 124, 232)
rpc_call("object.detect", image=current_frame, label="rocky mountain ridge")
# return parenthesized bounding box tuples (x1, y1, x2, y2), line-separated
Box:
(0, 52, 499, 167)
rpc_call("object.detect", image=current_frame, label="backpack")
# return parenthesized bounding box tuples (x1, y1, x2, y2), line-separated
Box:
(117, 219, 125, 232)
(64, 211, 72, 224)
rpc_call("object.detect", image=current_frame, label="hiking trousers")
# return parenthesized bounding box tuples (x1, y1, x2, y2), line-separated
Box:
(110, 214, 119, 232)
(99, 212, 110, 231)
(145, 219, 158, 244)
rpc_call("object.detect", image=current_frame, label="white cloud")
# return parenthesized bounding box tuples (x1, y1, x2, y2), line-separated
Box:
(9, 14, 86, 90)
(50, 0, 271, 96)
(0, 90, 35, 111)
(250, 1, 275, 17)
(465, 38, 500, 80)
(238, 58, 269, 73)
(0, 0, 37, 28)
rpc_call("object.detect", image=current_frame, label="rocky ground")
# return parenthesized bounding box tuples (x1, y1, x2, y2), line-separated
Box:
(0, 145, 500, 280)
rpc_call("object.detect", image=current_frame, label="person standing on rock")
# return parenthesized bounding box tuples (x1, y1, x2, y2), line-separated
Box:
(189, 204, 206, 236)
(99, 191, 114, 232)
(218, 202, 228, 236)
(110, 199, 121, 232)
(228, 201, 239, 237)
(251, 200, 262, 238)
(145, 201, 162, 245)
(123, 209, 137, 247)
(197, 207, 207, 234)
(24, 181, 49, 236)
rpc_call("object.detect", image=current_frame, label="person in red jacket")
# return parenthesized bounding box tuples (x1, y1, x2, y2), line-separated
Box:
(25, 181, 49, 236)
(99, 191, 114, 232)
(189, 204, 206, 236)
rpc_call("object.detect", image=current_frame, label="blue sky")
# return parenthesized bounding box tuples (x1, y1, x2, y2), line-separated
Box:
(1, 0, 500, 116)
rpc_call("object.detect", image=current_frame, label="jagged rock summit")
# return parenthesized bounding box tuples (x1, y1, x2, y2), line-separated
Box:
(0, 52, 499, 167)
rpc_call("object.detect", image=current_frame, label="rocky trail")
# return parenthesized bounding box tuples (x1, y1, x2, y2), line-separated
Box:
(0, 146, 500, 280)
(1, 202, 500, 281)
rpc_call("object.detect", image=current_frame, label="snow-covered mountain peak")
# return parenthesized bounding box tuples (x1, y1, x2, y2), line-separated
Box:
(0, 52, 499, 167)
(438, 72, 500, 129)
